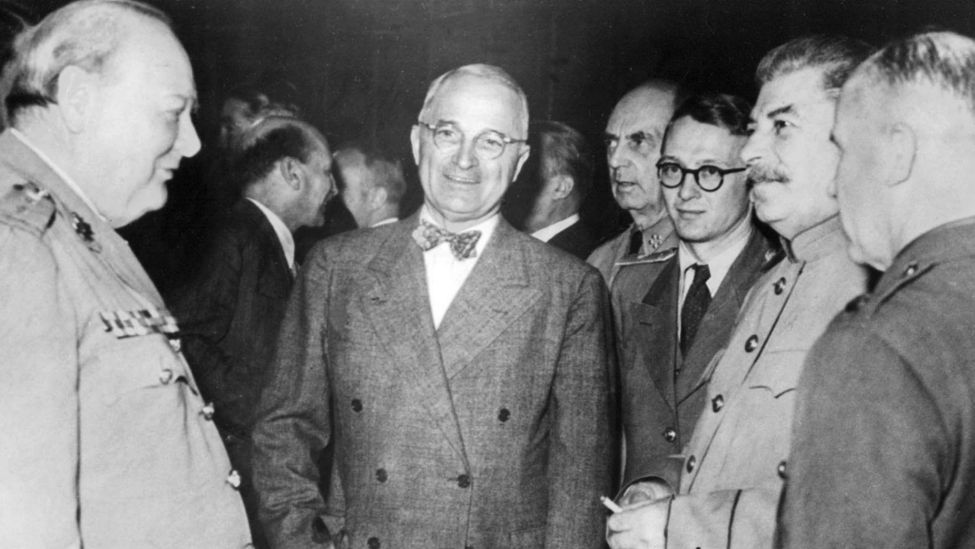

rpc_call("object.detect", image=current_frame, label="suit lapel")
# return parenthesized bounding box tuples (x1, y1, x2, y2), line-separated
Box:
(632, 258, 680, 407)
(680, 229, 773, 400)
(239, 201, 293, 297)
(360, 220, 469, 466)
(437, 219, 542, 380)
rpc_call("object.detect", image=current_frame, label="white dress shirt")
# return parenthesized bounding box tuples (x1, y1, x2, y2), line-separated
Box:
(676, 227, 752, 331)
(530, 213, 580, 243)
(420, 206, 498, 328)
(246, 197, 296, 273)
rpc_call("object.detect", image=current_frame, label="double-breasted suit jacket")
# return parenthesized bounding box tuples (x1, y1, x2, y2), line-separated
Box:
(662, 217, 868, 548)
(617, 228, 777, 491)
(252, 214, 615, 549)
(0, 130, 250, 548)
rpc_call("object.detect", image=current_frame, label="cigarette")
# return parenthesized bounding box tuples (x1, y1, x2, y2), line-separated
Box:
(600, 495, 622, 513)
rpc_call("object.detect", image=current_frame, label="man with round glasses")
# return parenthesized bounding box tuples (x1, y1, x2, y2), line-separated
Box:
(612, 92, 777, 515)
(252, 63, 614, 549)
(607, 36, 871, 549)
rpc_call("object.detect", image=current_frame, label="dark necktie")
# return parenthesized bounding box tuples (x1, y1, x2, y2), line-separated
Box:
(412, 219, 482, 260)
(680, 264, 711, 355)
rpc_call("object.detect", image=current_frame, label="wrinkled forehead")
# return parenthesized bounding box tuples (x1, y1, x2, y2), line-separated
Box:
(607, 88, 676, 135)
(424, 74, 527, 136)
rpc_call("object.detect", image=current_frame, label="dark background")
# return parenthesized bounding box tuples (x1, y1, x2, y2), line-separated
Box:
(5, 0, 974, 287)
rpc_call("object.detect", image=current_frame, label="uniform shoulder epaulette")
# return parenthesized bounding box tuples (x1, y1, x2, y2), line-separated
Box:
(0, 182, 56, 236)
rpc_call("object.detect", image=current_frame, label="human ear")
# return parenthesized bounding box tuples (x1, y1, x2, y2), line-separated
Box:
(55, 65, 95, 133)
(551, 175, 575, 200)
(410, 125, 421, 166)
(512, 144, 531, 181)
(888, 123, 916, 186)
(278, 157, 304, 190)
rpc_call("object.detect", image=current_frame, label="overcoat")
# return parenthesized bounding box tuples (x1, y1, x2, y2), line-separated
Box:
(252, 214, 615, 549)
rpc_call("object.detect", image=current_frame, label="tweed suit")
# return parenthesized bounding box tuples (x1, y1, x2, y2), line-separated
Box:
(617, 227, 777, 491)
(252, 214, 615, 549)
(0, 130, 250, 548)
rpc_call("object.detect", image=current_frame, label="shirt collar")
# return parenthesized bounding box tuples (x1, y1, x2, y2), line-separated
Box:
(246, 197, 295, 268)
(530, 213, 580, 242)
(11, 128, 106, 221)
(678, 224, 752, 290)
(419, 205, 499, 258)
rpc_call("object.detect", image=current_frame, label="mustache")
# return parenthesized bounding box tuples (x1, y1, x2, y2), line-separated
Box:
(747, 164, 790, 184)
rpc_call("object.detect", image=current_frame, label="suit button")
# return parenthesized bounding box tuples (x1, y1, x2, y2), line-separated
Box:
(662, 427, 677, 443)
(226, 469, 241, 489)
(777, 460, 788, 479)
(351, 399, 363, 412)
(201, 402, 215, 420)
(376, 468, 388, 483)
(686, 455, 696, 473)
(169, 338, 182, 353)
(711, 395, 724, 413)
(904, 262, 918, 277)
(773, 277, 787, 295)
(744, 335, 760, 352)
(159, 368, 174, 384)
(367, 537, 381, 549)
(457, 474, 471, 488)
(498, 407, 510, 422)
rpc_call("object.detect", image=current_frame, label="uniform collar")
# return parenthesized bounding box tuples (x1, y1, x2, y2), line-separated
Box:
(781, 215, 847, 263)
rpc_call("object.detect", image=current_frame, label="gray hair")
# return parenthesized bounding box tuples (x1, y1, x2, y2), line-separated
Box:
(756, 35, 873, 92)
(2, 0, 170, 125)
(417, 63, 529, 136)
(858, 31, 975, 114)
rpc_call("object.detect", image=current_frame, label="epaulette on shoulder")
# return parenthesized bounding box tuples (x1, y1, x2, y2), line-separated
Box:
(0, 182, 57, 236)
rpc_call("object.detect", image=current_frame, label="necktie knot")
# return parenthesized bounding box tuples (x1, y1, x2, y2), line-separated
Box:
(413, 219, 481, 260)
(689, 263, 711, 287)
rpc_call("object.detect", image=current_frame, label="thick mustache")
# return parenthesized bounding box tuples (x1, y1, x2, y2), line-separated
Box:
(747, 165, 790, 183)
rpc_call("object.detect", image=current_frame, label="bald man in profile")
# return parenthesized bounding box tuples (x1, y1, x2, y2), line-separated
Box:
(0, 0, 249, 546)
(253, 63, 613, 549)
(173, 117, 336, 549)
(778, 31, 975, 549)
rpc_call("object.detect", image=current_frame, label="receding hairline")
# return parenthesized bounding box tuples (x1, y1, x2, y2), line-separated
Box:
(418, 64, 529, 135)
(240, 115, 328, 154)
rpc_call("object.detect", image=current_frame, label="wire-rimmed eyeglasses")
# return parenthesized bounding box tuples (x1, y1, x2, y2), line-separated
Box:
(656, 161, 747, 192)
(417, 120, 526, 161)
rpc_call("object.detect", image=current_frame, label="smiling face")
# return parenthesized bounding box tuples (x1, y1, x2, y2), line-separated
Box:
(77, 17, 200, 227)
(740, 67, 840, 240)
(661, 116, 751, 247)
(410, 73, 529, 231)
(604, 86, 677, 217)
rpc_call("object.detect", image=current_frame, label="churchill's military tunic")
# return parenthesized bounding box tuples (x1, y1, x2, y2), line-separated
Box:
(0, 130, 251, 548)
(779, 218, 975, 548)
(662, 217, 868, 548)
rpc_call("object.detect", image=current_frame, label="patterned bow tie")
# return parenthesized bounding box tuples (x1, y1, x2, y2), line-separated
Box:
(412, 220, 481, 260)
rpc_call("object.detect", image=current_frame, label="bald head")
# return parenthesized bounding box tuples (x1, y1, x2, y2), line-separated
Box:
(3, 0, 170, 126)
(833, 31, 975, 270)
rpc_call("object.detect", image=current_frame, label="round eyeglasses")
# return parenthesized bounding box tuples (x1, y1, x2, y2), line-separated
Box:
(656, 161, 747, 192)
(417, 120, 526, 161)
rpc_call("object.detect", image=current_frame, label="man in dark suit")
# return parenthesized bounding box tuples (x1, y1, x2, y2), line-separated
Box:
(615, 92, 776, 502)
(510, 120, 599, 259)
(173, 117, 336, 548)
(252, 64, 614, 549)
(778, 31, 975, 549)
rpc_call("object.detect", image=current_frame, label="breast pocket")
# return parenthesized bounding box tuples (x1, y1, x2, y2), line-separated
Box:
(86, 335, 195, 406)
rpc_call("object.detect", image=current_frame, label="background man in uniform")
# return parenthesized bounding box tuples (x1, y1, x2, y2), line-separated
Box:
(615, 92, 776, 503)
(588, 80, 683, 291)
(172, 116, 336, 549)
(606, 35, 871, 548)
(510, 120, 599, 259)
(778, 31, 975, 549)
(334, 143, 406, 228)
(0, 1, 251, 546)
(252, 63, 614, 549)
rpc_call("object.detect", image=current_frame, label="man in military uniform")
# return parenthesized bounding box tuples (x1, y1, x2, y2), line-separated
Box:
(777, 31, 975, 549)
(0, 1, 251, 547)
(607, 36, 871, 548)
(588, 80, 683, 294)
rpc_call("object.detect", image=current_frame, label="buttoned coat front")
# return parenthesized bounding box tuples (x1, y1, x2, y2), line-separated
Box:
(617, 228, 776, 491)
(662, 218, 868, 548)
(252, 215, 615, 549)
(0, 131, 251, 548)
